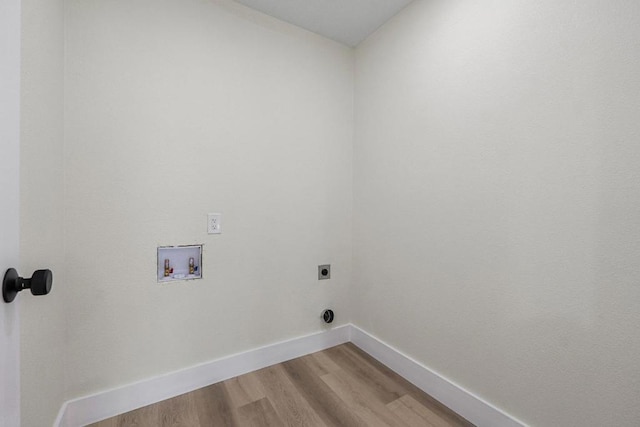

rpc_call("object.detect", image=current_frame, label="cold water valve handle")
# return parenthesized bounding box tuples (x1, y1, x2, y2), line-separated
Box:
(2, 268, 53, 303)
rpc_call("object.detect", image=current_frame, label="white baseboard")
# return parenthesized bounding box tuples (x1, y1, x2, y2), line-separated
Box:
(349, 325, 526, 427)
(55, 324, 526, 427)
(55, 325, 350, 427)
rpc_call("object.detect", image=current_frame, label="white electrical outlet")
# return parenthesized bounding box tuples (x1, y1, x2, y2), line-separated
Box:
(207, 213, 221, 234)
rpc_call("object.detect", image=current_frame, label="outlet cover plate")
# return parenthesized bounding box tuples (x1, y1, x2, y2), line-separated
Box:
(318, 264, 331, 280)
(208, 213, 221, 234)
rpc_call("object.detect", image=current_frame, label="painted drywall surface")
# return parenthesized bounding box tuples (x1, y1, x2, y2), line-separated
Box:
(64, 0, 353, 399)
(0, 0, 21, 425)
(20, 0, 67, 425)
(353, 1, 640, 426)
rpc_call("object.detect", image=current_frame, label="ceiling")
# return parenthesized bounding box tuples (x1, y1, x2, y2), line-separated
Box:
(233, 0, 415, 47)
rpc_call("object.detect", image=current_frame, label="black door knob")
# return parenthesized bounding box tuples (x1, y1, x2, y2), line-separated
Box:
(2, 268, 53, 303)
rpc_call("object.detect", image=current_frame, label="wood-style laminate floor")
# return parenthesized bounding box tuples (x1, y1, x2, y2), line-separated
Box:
(89, 343, 474, 427)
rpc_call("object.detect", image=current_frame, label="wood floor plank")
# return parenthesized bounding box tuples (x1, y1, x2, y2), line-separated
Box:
(309, 349, 342, 374)
(398, 394, 459, 427)
(282, 356, 369, 427)
(254, 364, 327, 427)
(388, 396, 437, 427)
(158, 393, 199, 427)
(237, 397, 283, 426)
(191, 382, 238, 426)
(118, 403, 160, 427)
(325, 343, 408, 404)
(321, 369, 410, 427)
(292, 353, 331, 377)
(223, 372, 266, 408)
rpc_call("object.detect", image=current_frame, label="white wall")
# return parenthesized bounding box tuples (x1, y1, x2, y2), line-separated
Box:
(64, 0, 353, 400)
(0, 0, 22, 425)
(19, 0, 67, 425)
(353, 1, 640, 426)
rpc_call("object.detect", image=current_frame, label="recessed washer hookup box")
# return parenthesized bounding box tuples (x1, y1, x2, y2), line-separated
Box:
(157, 245, 202, 283)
